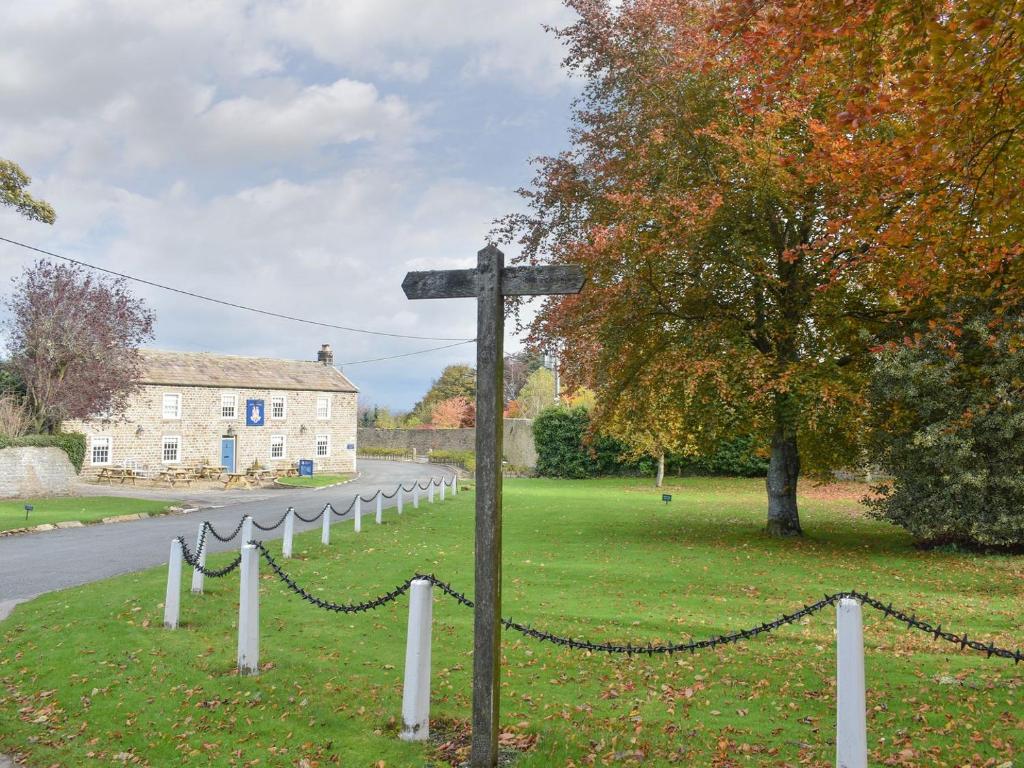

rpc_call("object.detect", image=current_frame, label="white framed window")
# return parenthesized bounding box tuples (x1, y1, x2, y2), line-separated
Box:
(270, 435, 286, 460)
(315, 433, 330, 457)
(90, 436, 111, 465)
(316, 395, 331, 420)
(271, 396, 286, 420)
(162, 393, 181, 420)
(221, 393, 237, 419)
(162, 436, 181, 463)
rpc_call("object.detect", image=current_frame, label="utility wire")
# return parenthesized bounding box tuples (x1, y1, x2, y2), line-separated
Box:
(337, 339, 475, 366)
(0, 235, 472, 343)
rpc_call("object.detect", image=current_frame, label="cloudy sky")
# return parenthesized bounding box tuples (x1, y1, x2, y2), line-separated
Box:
(0, 0, 579, 409)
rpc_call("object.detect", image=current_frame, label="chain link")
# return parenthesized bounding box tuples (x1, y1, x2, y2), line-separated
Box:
(331, 498, 356, 517)
(177, 535, 242, 577)
(252, 509, 291, 531)
(293, 507, 325, 523)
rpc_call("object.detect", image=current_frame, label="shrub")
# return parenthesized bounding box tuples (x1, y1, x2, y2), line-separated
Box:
(357, 446, 414, 459)
(0, 432, 87, 472)
(428, 449, 475, 472)
(533, 406, 596, 478)
(866, 315, 1024, 549)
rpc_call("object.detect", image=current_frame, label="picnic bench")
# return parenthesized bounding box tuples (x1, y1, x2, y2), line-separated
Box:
(96, 467, 140, 485)
(156, 467, 195, 487)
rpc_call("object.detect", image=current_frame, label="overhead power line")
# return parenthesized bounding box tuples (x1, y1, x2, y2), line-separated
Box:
(337, 339, 475, 366)
(0, 235, 472, 343)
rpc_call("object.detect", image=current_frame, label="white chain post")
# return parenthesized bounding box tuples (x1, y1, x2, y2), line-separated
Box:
(241, 515, 253, 551)
(451, 475, 457, 496)
(397, 486, 404, 515)
(354, 496, 362, 533)
(428, 480, 435, 504)
(190, 522, 207, 594)
(440, 477, 446, 502)
(164, 538, 183, 629)
(282, 507, 295, 559)
(376, 491, 383, 524)
(836, 598, 868, 768)
(237, 543, 260, 675)
(321, 503, 331, 545)
(400, 578, 433, 741)
(413, 485, 420, 508)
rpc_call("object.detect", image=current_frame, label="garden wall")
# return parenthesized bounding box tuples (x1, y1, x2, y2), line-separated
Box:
(357, 418, 537, 468)
(0, 447, 77, 498)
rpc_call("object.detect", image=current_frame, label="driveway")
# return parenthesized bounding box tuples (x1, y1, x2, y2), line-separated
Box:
(0, 460, 458, 619)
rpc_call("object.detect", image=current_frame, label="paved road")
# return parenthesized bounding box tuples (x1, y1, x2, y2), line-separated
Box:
(0, 460, 456, 617)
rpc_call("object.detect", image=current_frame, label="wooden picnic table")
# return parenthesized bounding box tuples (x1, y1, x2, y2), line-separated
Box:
(247, 468, 276, 483)
(223, 473, 255, 490)
(194, 464, 228, 480)
(96, 467, 139, 485)
(157, 467, 195, 487)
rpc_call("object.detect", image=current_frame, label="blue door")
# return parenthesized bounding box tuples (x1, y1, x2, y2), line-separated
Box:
(220, 437, 236, 473)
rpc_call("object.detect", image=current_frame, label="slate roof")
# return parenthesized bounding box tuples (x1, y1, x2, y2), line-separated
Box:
(137, 349, 358, 393)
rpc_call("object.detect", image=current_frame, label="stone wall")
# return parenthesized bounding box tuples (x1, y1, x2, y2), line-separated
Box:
(0, 447, 77, 498)
(357, 418, 537, 468)
(65, 385, 357, 476)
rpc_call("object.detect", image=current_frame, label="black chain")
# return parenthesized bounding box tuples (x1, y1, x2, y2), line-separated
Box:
(331, 498, 356, 516)
(252, 509, 290, 531)
(293, 507, 324, 523)
(252, 553, 1022, 663)
(380, 486, 400, 499)
(177, 535, 242, 577)
(359, 490, 381, 503)
(205, 516, 247, 542)
(400, 482, 418, 493)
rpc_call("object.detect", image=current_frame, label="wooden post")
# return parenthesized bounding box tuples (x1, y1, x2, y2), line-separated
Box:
(321, 502, 331, 545)
(836, 598, 868, 768)
(237, 543, 260, 675)
(282, 507, 295, 559)
(164, 538, 183, 629)
(190, 522, 207, 595)
(400, 578, 433, 741)
(376, 491, 383, 524)
(354, 496, 362, 533)
(241, 515, 253, 551)
(402, 244, 583, 767)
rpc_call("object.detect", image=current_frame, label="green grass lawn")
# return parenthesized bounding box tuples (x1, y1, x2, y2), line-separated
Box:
(0, 496, 180, 531)
(275, 473, 356, 488)
(0, 478, 1020, 767)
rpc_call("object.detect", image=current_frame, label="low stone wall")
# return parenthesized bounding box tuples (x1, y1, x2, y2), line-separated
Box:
(357, 418, 537, 468)
(0, 447, 77, 499)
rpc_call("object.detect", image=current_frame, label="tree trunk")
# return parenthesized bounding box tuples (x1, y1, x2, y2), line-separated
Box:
(655, 451, 665, 488)
(765, 424, 802, 537)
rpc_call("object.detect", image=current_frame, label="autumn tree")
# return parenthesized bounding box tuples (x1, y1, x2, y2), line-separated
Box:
(411, 364, 476, 423)
(1, 159, 55, 224)
(515, 367, 558, 420)
(431, 396, 476, 428)
(501, 0, 901, 535)
(2, 261, 155, 433)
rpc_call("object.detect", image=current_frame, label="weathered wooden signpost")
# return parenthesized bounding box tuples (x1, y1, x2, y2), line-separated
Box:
(403, 244, 584, 766)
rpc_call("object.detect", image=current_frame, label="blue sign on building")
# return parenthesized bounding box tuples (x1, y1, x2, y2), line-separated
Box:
(298, 459, 314, 477)
(245, 399, 265, 426)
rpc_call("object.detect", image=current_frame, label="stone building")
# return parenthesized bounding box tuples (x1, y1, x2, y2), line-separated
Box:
(65, 344, 357, 477)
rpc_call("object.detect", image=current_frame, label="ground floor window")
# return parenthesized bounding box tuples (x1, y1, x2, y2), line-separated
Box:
(91, 436, 111, 465)
(270, 435, 286, 459)
(162, 436, 181, 463)
(315, 434, 330, 457)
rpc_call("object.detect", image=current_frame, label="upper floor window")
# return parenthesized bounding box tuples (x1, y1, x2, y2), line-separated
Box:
(316, 395, 331, 420)
(162, 393, 181, 420)
(221, 393, 237, 419)
(90, 437, 111, 465)
(271, 396, 286, 420)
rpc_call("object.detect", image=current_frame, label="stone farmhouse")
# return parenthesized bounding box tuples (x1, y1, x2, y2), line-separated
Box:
(65, 344, 357, 477)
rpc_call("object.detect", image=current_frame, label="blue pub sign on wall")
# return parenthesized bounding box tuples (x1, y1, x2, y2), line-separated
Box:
(246, 399, 265, 426)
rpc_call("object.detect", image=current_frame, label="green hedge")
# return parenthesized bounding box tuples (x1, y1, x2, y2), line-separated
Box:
(357, 446, 414, 459)
(428, 450, 475, 472)
(0, 432, 87, 472)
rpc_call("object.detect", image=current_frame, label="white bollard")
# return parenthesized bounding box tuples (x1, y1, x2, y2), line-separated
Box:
(376, 492, 383, 524)
(282, 508, 295, 559)
(440, 478, 446, 502)
(241, 515, 253, 550)
(321, 503, 331, 545)
(237, 543, 260, 675)
(164, 538, 183, 629)
(428, 481, 435, 504)
(397, 487, 404, 515)
(836, 598, 868, 768)
(354, 497, 362, 533)
(451, 476, 457, 496)
(190, 522, 207, 594)
(400, 578, 433, 741)
(413, 485, 420, 508)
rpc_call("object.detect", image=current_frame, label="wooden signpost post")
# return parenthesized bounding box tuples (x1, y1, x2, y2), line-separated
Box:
(403, 244, 584, 767)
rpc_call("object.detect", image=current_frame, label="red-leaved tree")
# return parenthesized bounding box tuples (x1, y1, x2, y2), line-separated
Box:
(430, 396, 476, 428)
(2, 260, 155, 433)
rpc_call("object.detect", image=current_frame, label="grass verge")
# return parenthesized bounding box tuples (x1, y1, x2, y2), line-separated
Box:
(0, 496, 180, 532)
(275, 473, 356, 488)
(0, 477, 1020, 766)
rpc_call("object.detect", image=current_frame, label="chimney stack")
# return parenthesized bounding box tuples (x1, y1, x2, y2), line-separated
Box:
(317, 343, 334, 366)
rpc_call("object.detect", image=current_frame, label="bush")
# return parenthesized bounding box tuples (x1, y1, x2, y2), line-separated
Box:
(0, 432, 87, 472)
(428, 450, 475, 472)
(674, 436, 769, 478)
(866, 315, 1024, 549)
(357, 446, 414, 459)
(533, 406, 597, 478)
